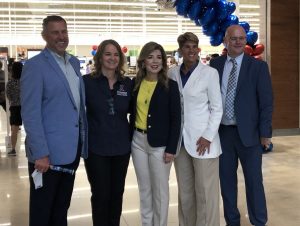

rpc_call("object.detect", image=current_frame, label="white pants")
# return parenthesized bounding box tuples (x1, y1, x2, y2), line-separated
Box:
(174, 147, 220, 226)
(131, 130, 172, 226)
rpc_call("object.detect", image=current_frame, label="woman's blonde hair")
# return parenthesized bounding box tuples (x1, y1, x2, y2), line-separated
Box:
(134, 42, 168, 91)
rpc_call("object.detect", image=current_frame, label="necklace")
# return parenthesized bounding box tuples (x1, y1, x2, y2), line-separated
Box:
(144, 88, 150, 104)
(142, 79, 157, 105)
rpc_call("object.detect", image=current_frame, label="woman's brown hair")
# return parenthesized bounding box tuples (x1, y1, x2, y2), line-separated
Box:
(134, 42, 168, 91)
(92, 39, 127, 79)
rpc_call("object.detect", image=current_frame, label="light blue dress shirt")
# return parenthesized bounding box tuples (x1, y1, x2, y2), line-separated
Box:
(49, 49, 81, 117)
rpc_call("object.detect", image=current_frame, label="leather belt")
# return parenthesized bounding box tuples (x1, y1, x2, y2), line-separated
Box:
(135, 127, 147, 134)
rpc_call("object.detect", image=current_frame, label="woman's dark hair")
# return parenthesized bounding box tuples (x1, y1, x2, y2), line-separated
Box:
(92, 39, 126, 79)
(134, 41, 168, 91)
(11, 62, 23, 80)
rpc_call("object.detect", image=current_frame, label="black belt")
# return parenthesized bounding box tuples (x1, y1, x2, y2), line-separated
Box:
(135, 127, 147, 134)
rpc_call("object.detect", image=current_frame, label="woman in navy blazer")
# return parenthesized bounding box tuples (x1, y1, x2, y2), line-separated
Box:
(83, 39, 133, 226)
(130, 42, 181, 226)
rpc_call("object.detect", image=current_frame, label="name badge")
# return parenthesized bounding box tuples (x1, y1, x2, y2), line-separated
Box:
(117, 84, 128, 96)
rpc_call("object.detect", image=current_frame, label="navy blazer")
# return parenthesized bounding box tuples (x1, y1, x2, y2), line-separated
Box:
(84, 74, 133, 156)
(130, 78, 181, 154)
(210, 54, 273, 147)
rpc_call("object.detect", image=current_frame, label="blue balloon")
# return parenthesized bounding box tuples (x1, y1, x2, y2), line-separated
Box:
(246, 31, 258, 46)
(203, 20, 219, 36)
(216, 0, 228, 21)
(239, 21, 250, 33)
(195, 18, 201, 26)
(188, 1, 202, 21)
(200, 7, 216, 26)
(262, 142, 273, 153)
(210, 32, 225, 46)
(220, 14, 239, 32)
(227, 2, 236, 14)
(91, 50, 97, 56)
(176, 0, 191, 17)
(203, 0, 218, 7)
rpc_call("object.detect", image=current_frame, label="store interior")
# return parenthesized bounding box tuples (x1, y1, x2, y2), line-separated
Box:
(0, 0, 264, 75)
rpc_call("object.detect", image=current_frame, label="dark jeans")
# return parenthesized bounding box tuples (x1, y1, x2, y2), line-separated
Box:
(28, 141, 81, 226)
(84, 152, 130, 226)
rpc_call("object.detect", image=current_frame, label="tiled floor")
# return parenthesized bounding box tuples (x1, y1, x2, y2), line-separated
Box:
(0, 108, 299, 226)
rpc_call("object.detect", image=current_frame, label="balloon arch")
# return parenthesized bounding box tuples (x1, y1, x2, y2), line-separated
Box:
(156, 0, 265, 58)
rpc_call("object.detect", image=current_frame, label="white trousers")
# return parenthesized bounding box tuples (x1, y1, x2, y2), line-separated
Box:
(174, 147, 220, 226)
(131, 130, 172, 226)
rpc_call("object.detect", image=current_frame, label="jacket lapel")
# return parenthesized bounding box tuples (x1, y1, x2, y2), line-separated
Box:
(183, 62, 204, 90)
(43, 49, 77, 107)
(217, 56, 227, 86)
(149, 82, 162, 108)
(236, 54, 250, 95)
(169, 66, 183, 92)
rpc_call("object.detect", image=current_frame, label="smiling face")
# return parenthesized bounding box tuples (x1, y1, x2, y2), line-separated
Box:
(144, 49, 163, 77)
(224, 25, 247, 58)
(179, 41, 199, 65)
(42, 20, 69, 56)
(101, 43, 120, 72)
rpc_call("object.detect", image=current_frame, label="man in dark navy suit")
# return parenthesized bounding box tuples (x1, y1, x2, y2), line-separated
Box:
(210, 25, 273, 226)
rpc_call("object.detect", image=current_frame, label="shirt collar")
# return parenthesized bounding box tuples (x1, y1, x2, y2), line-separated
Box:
(47, 48, 71, 62)
(99, 73, 123, 84)
(226, 52, 244, 66)
(180, 60, 199, 75)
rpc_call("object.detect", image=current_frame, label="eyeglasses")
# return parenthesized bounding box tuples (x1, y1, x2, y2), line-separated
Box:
(107, 97, 115, 116)
(229, 36, 247, 42)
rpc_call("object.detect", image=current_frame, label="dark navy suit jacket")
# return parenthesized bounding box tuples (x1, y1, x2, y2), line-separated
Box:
(210, 54, 273, 147)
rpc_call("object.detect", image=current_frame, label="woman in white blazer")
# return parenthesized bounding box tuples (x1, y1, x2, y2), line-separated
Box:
(168, 32, 223, 226)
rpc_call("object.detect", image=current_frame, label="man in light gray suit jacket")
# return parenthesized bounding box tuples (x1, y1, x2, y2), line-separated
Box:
(21, 15, 88, 226)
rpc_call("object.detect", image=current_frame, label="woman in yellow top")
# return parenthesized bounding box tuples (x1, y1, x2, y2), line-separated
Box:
(130, 42, 181, 226)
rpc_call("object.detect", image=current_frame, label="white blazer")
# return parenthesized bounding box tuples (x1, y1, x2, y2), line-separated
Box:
(168, 62, 223, 159)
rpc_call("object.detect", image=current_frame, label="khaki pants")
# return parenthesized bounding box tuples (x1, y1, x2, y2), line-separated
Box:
(174, 147, 220, 226)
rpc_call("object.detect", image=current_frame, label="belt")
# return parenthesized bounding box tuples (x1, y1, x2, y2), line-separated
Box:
(135, 127, 147, 134)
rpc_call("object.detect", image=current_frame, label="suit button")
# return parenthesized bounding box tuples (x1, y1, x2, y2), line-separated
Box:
(74, 107, 77, 110)
(75, 124, 79, 127)
(148, 125, 151, 129)
(148, 114, 151, 117)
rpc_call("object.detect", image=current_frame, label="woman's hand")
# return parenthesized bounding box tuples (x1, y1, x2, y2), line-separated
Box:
(164, 152, 175, 164)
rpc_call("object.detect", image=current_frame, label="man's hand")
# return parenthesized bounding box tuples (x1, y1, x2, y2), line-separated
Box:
(35, 156, 50, 173)
(196, 137, 211, 156)
(260, 137, 272, 150)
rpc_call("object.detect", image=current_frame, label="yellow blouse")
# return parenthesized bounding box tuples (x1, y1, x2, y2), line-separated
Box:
(135, 79, 157, 130)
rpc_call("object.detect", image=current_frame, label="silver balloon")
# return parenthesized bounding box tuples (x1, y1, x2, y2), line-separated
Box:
(156, 0, 176, 9)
